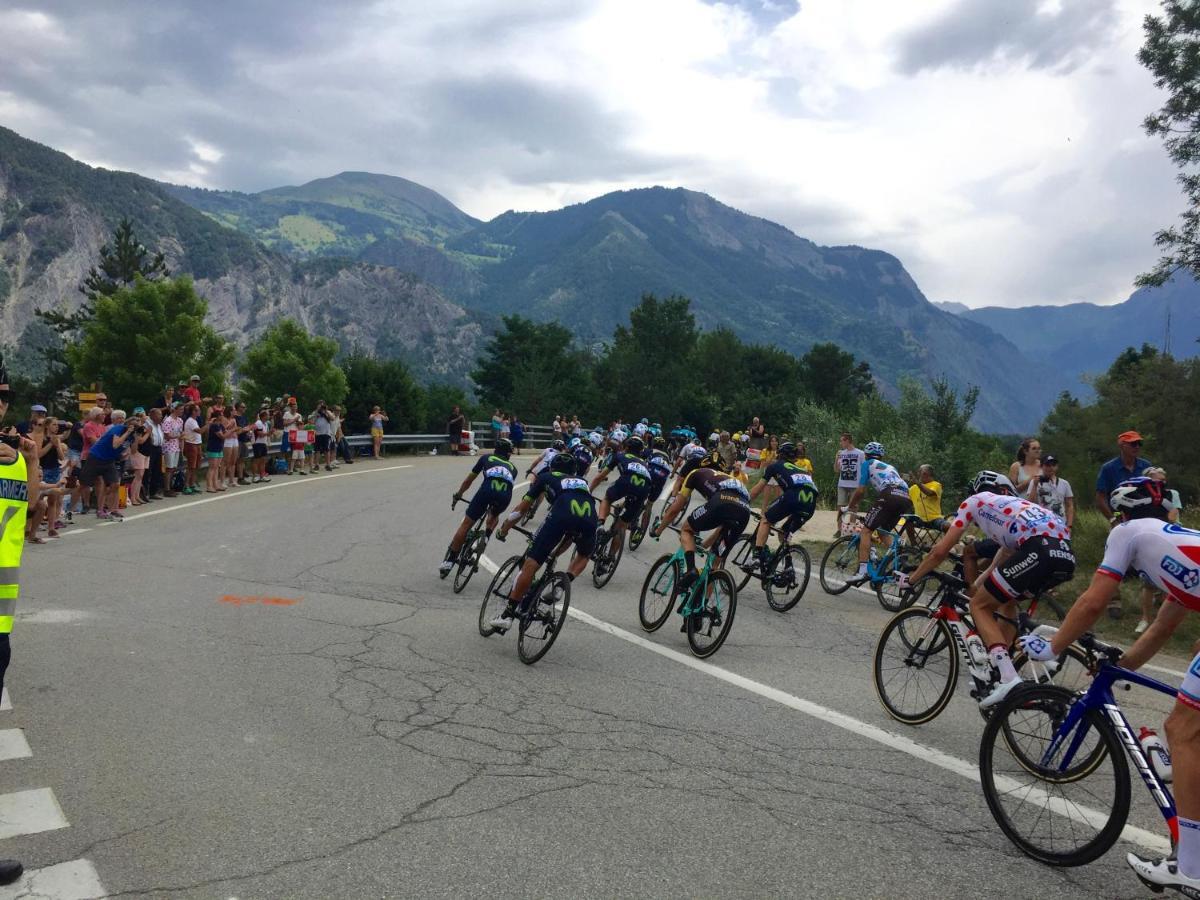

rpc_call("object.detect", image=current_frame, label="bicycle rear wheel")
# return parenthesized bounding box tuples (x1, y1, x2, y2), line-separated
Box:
(765, 545, 810, 612)
(639, 554, 678, 632)
(593, 528, 623, 589)
(479, 555, 521, 637)
(453, 531, 484, 594)
(819, 535, 859, 595)
(980, 684, 1130, 867)
(728, 535, 757, 591)
(873, 607, 959, 725)
(686, 570, 737, 658)
(518, 573, 571, 665)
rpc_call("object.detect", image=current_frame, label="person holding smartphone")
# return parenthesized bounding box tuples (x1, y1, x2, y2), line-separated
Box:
(1029, 454, 1074, 532)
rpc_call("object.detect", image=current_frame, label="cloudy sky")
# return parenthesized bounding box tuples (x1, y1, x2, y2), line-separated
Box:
(0, 0, 1179, 307)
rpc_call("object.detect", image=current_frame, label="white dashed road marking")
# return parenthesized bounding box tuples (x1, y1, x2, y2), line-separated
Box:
(0, 789, 68, 840)
(0, 731, 31, 763)
(0, 858, 106, 900)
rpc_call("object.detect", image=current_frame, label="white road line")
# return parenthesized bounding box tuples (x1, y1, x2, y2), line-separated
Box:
(1144, 661, 1188, 680)
(0, 730, 32, 762)
(0, 858, 106, 900)
(0, 788, 69, 840)
(1, 689, 12, 711)
(478, 552, 1170, 855)
(59, 464, 414, 535)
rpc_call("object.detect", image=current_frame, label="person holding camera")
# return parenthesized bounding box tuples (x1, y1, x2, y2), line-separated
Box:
(1028, 453, 1074, 532)
(78, 410, 136, 520)
(127, 407, 152, 505)
(311, 401, 335, 473)
(27, 415, 66, 540)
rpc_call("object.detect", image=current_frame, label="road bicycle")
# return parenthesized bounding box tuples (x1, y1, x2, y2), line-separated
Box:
(591, 497, 629, 589)
(446, 494, 489, 594)
(639, 527, 738, 659)
(872, 567, 1089, 725)
(727, 512, 811, 612)
(818, 523, 924, 611)
(979, 633, 1180, 868)
(479, 526, 571, 665)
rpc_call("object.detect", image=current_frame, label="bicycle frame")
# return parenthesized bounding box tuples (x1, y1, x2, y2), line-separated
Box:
(660, 544, 717, 616)
(842, 529, 902, 583)
(1043, 663, 1179, 844)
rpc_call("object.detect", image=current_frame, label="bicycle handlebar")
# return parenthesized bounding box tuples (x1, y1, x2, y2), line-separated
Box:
(1076, 632, 1124, 664)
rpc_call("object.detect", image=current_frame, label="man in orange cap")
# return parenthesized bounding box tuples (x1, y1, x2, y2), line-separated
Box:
(1095, 429, 1152, 618)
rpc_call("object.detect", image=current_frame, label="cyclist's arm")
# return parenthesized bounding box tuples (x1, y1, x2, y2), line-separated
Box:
(1048, 571, 1123, 655)
(908, 523, 965, 582)
(748, 477, 766, 502)
(455, 471, 478, 497)
(589, 468, 611, 491)
(1121, 601, 1188, 670)
(847, 486, 865, 509)
(654, 490, 690, 537)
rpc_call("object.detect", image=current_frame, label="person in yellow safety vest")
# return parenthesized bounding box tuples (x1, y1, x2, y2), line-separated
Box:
(0, 359, 39, 887)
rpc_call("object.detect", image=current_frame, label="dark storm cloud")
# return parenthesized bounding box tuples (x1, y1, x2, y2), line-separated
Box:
(896, 0, 1119, 74)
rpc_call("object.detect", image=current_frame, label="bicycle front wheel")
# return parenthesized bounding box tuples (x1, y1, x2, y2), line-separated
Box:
(728, 535, 757, 591)
(518, 572, 571, 665)
(639, 554, 678, 632)
(765, 545, 810, 612)
(819, 535, 859, 595)
(873, 607, 959, 725)
(980, 684, 1130, 867)
(686, 570, 737, 658)
(453, 531, 484, 594)
(873, 545, 925, 612)
(593, 529, 623, 589)
(479, 555, 521, 637)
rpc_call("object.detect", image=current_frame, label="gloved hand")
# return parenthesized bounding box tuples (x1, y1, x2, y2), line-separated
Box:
(894, 572, 910, 591)
(1018, 633, 1056, 662)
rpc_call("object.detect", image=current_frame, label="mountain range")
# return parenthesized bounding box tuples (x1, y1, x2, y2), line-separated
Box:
(1, 124, 1176, 430)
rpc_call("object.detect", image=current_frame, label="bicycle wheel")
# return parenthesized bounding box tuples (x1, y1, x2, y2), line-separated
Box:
(819, 535, 859, 595)
(686, 570, 737, 658)
(980, 684, 1130, 867)
(728, 535, 757, 591)
(628, 517, 646, 551)
(479, 555, 521, 637)
(765, 545, 811, 612)
(874, 545, 924, 612)
(518, 572, 571, 665)
(1013, 644, 1093, 695)
(639, 554, 678, 632)
(593, 528, 623, 589)
(873, 607, 959, 725)
(453, 531, 484, 594)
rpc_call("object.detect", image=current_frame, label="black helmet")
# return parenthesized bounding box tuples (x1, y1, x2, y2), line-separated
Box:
(552, 439, 566, 452)
(706, 451, 730, 474)
(625, 435, 644, 455)
(778, 441, 798, 460)
(494, 438, 513, 459)
(653, 435, 667, 450)
(1111, 477, 1175, 521)
(550, 452, 577, 476)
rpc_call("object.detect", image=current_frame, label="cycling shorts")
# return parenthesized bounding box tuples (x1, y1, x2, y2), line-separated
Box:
(528, 495, 598, 565)
(864, 487, 913, 533)
(973, 539, 1000, 561)
(1178, 651, 1200, 713)
(985, 536, 1076, 602)
(765, 491, 816, 534)
(685, 498, 750, 558)
(605, 477, 651, 523)
(466, 485, 512, 521)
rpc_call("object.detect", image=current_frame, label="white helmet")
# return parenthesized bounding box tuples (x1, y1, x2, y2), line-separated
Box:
(970, 470, 1016, 496)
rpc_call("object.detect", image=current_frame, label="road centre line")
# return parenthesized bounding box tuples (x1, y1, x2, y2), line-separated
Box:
(478, 552, 1171, 855)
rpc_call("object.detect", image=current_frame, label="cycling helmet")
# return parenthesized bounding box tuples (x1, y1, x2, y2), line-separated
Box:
(494, 438, 513, 459)
(778, 441, 798, 460)
(567, 437, 581, 450)
(624, 435, 644, 456)
(640, 417, 649, 425)
(685, 445, 707, 461)
(1110, 477, 1175, 521)
(707, 451, 730, 473)
(588, 431, 603, 448)
(969, 470, 1016, 496)
(653, 435, 667, 450)
(611, 430, 627, 444)
(864, 441, 885, 459)
(551, 439, 566, 452)
(550, 452, 577, 476)
(633, 422, 648, 436)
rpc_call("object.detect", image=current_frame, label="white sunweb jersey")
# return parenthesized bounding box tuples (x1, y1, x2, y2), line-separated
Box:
(1097, 517, 1200, 612)
(951, 491, 1069, 552)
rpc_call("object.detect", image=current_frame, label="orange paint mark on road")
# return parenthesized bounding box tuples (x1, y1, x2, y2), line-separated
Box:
(219, 594, 300, 607)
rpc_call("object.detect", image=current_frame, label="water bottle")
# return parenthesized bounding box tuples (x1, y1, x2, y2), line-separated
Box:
(964, 632, 990, 669)
(1138, 727, 1173, 783)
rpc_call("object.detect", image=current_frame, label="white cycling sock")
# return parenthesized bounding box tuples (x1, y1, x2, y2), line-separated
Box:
(1179, 817, 1200, 878)
(857, 562, 868, 575)
(989, 644, 1018, 682)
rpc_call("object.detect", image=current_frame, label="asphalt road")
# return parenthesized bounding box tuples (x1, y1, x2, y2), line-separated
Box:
(0, 456, 1187, 898)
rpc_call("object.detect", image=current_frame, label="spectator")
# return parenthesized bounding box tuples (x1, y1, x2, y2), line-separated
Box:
(216, 404, 237, 488)
(499, 414, 511, 444)
(1135, 466, 1181, 633)
(1096, 429, 1153, 618)
(312, 401, 334, 473)
(145, 408, 164, 499)
(447, 405, 466, 455)
(161, 405, 183, 497)
(369, 406, 388, 458)
(1008, 437, 1044, 496)
(834, 432, 866, 535)
(182, 403, 203, 494)
(94, 392, 111, 425)
(27, 415, 65, 541)
(156, 385, 175, 411)
(183, 375, 201, 405)
(202, 404, 226, 492)
(1030, 454, 1074, 529)
(759, 434, 779, 468)
(907, 464, 946, 530)
(492, 409, 503, 447)
(127, 408, 151, 505)
(510, 416, 524, 455)
(251, 408, 274, 482)
(80, 409, 134, 519)
(327, 404, 344, 467)
(282, 398, 305, 475)
(747, 417, 766, 451)
(794, 441, 814, 475)
(571, 415, 581, 436)
(716, 431, 736, 470)
(552, 415, 563, 439)
(72, 407, 107, 515)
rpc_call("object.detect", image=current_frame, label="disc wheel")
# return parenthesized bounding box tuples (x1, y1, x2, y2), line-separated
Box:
(686, 570, 738, 658)
(639, 554, 679, 632)
(873, 606, 959, 725)
(453, 530, 485, 594)
(518, 572, 571, 665)
(819, 534, 859, 595)
(479, 555, 521, 637)
(764, 545, 811, 612)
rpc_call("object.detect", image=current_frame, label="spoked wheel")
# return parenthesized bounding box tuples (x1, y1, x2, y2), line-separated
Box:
(1013, 644, 1094, 696)
(592, 528, 624, 588)
(764, 545, 811, 613)
(819, 535, 859, 595)
(873, 607, 959, 725)
(628, 517, 647, 551)
(685, 570, 737, 658)
(875, 546, 926, 612)
(518, 572, 571, 665)
(980, 684, 1130, 867)
(639, 554, 679, 632)
(728, 535, 757, 591)
(453, 530, 486, 594)
(479, 555, 521, 637)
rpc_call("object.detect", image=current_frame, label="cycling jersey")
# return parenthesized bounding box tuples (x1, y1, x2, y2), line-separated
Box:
(529, 447, 556, 477)
(859, 459, 908, 494)
(951, 492, 1069, 551)
(1097, 518, 1200, 611)
(465, 455, 517, 520)
(602, 452, 653, 522)
(572, 446, 594, 475)
(762, 461, 818, 495)
(678, 451, 724, 482)
(524, 470, 598, 563)
(681, 467, 750, 556)
(681, 467, 750, 505)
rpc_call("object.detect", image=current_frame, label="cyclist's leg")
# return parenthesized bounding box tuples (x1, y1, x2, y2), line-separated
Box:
(1168, 661, 1200, 878)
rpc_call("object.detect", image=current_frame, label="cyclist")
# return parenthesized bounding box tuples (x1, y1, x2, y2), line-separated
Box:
(1015, 477, 1200, 894)
(747, 441, 818, 570)
(846, 442, 913, 586)
(590, 435, 653, 541)
(493, 451, 597, 631)
(569, 437, 594, 477)
(526, 438, 566, 479)
(652, 465, 750, 601)
(440, 438, 517, 575)
(901, 470, 1073, 708)
(634, 437, 674, 542)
